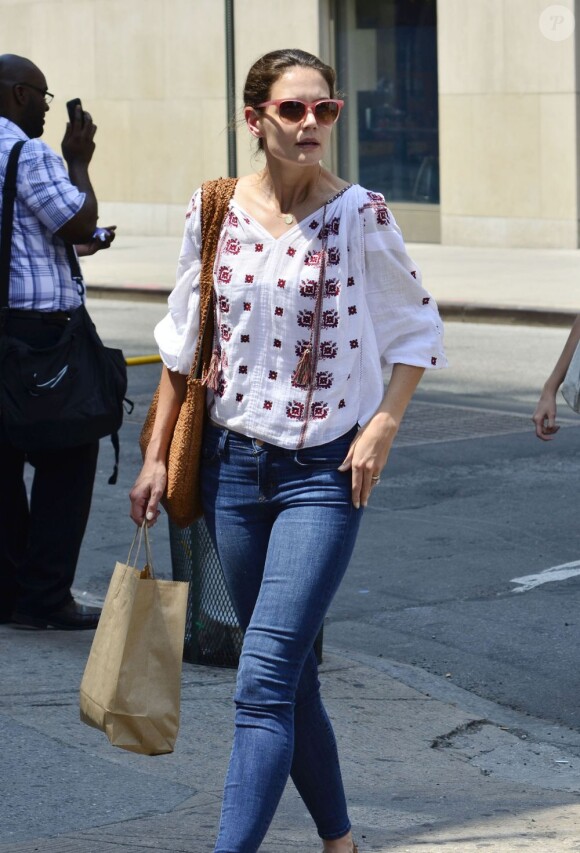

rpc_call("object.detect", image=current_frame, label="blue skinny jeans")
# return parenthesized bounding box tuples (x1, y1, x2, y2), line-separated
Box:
(201, 421, 363, 853)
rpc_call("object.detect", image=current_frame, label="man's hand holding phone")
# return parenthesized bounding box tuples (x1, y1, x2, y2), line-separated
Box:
(76, 225, 118, 257)
(62, 96, 96, 167)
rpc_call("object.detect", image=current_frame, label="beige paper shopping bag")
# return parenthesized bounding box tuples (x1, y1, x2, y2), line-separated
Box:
(79, 526, 189, 755)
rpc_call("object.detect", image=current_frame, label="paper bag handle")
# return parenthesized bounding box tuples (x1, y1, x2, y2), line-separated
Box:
(127, 522, 156, 578)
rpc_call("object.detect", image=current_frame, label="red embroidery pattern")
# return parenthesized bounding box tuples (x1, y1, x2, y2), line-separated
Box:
(255, 243, 264, 252)
(319, 216, 340, 239)
(226, 210, 239, 227)
(350, 339, 359, 349)
(319, 341, 338, 359)
(348, 305, 357, 316)
(375, 206, 390, 226)
(322, 309, 339, 328)
(315, 371, 334, 389)
(245, 274, 254, 283)
(286, 400, 305, 420)
(273, 338, 282, 348)
(269, 370, 278, 380)
(297, 309, 314, 328)
(239, 365, 248, 374)
(218, 266, 233, 283)
(224, 238, 241, 255)
(218, 295, 230, 313)
(411, 271, 417, 279)
(347, 276, 355, 287)
(236, 393, 243, 402)
(220, 324, 232, 342)
(295, 339, 310, 357)
(364, 192, 391, 226)
(304, 250, 323, 267)
(287, 247, 296, 257)
(327, 247, 340, 265)
(244, 302, 252, 311)
(263, 400, 273, 410)
(311, 402, 329, 420)
(422, 297, 430, 305)
(215, 378, 227, 398)
(275, 306, 284, 316)
(278, 278, 286, 288)
(185, 196, 197, 220)
(300, 279, 318, 298)
(241, 334, 250, 343)
(309, 219, 319, 230)
(338, 399, 346, 409)
(431, 356, 437, 366)
(325, 279, 340, 297)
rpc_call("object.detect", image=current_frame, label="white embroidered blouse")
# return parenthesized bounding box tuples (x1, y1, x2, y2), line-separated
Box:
(155, 183, 447, 449)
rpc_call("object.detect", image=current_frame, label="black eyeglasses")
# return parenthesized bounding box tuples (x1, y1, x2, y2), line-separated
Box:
(17, 82, 54, 105)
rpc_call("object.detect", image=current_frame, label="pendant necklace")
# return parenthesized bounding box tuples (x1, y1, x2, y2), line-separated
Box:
(264, 166, 322, 226)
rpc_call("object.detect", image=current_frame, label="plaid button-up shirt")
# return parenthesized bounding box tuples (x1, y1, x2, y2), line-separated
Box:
(0, 117, 85, 311)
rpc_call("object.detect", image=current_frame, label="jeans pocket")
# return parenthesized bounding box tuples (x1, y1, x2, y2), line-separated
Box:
(201, 425, 224, 463)
(293, 428, 356, 470)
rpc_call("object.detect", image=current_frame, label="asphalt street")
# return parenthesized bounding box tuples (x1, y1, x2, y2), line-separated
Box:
(80, 306, 580, 731)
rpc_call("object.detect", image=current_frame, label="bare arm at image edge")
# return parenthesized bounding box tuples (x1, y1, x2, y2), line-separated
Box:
(532, 313, 580, 440)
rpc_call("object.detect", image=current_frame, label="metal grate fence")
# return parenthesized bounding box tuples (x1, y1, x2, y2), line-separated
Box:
(169, 516, 323, 668)
(168, 517, 243, 667)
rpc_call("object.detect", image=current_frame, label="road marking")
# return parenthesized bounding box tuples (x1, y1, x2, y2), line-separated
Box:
(511, 560, 580, 593)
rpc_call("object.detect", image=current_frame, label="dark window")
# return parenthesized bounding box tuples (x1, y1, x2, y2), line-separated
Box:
(336, 0, 439, 203)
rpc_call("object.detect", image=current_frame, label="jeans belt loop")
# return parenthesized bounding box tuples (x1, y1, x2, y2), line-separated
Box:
(217, 427, 229, 457)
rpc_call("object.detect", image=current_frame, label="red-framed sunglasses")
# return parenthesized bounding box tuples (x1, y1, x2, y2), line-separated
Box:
(257, 98, 344, 125)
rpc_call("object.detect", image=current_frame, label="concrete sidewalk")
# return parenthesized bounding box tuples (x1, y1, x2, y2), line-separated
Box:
(3, 622, 580, 853)
(81, 236, 580, 325)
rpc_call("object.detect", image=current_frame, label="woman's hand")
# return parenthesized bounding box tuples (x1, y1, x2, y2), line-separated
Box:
(129, 459, 167, 527)
(129, 366, 187, 526)
(339, 363, 425, 508)
(532, 387, 560, 440)
(339, 412, 398, 508)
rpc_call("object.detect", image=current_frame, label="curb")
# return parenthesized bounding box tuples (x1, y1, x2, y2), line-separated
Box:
(439, 303, 577, 327)
(86, 284, 579, 327)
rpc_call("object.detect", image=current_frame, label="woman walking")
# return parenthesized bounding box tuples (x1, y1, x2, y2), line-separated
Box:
(130, 48, 446, 853)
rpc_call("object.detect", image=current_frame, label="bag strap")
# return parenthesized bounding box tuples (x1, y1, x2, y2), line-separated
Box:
(64, 242, 85, 299)
(0, 140, 26, 310)
(189, 177, 238, 382)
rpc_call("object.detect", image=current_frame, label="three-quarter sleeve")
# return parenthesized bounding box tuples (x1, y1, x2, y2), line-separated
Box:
(154, 189, 203, 374)
(361, 191, 447, 370)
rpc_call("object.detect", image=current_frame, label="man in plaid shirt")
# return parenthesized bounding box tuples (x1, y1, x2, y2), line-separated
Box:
(0, 54, 116, 630)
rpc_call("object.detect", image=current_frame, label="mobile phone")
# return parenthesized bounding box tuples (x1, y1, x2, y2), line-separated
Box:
(66, 98, 84, 125)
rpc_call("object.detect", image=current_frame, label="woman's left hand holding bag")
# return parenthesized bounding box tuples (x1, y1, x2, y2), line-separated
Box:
(129, 457, 166, 527)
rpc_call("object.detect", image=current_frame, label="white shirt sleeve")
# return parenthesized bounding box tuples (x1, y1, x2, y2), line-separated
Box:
(154, 189, 203, 374)
(361, 191, 447, 370)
